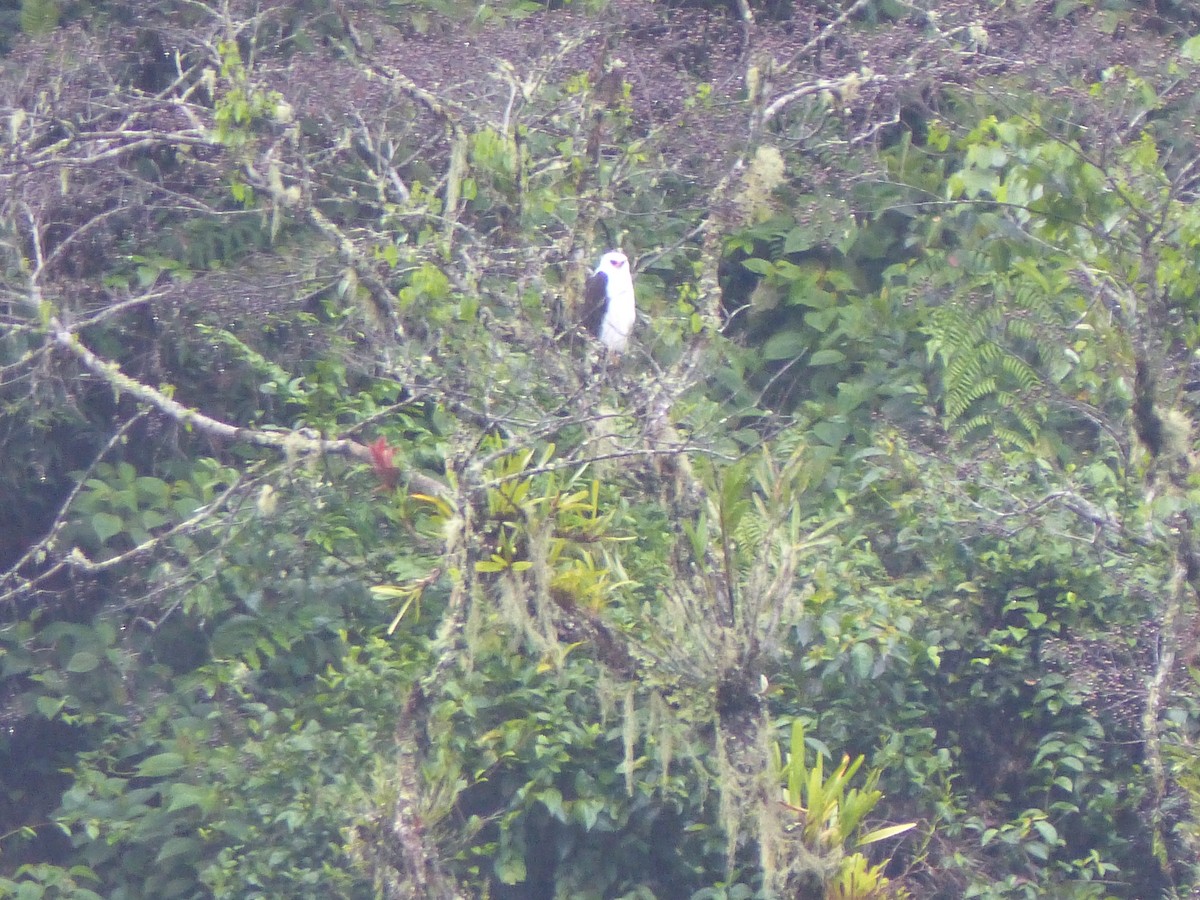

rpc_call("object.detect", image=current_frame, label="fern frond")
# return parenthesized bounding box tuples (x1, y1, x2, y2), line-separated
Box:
(946, 376, 997, 419)
(953, 414, 995, 441)
(992, 425, 1034, 451)
(999, 355, 1041, 391)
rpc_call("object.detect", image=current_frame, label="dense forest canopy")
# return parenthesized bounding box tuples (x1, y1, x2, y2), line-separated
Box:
(5, 0, 1200, 897)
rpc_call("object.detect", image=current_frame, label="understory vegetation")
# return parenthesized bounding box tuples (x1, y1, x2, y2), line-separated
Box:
(5, 0, 1200, 897)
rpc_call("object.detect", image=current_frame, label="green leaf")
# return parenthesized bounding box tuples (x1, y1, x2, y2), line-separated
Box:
(850, 642, 874, 679)
(761, 331, 808, 361)
(135, 752, 186, 778)
(812, 420, 849, 447)
(166, 783, 218, 814)
(495, 853, 526, 884)
(538, 787, 566, 821)
(804, 307, 839, 333)
(66, 650, 100, 673)
(155, 836, 203, 864)
(210, 615, 262, 659)
(784, 226, 818, 255)
(1032, 819, 1059, 845)
(140, 509, 168, 530)
(91, 512, 124, 545)
(787, 287, 835, 309)
(574, 797, 605, 831)
(808, 348, 845, 366)
(857, 822, 917, 846)
(36, 695, 65, 719)
(741, 257, 775, 275)
(136, 476, 170, 503)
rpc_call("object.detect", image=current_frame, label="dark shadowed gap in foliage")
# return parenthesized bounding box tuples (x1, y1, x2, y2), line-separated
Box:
(0, 717, 87, 867)
(488, 807, 706, 900)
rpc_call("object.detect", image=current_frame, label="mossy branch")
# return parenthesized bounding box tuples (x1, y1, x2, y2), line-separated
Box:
(47, 319, 448, 500)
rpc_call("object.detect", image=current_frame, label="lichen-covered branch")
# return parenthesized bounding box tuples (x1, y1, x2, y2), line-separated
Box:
(46, 316, 447, 498)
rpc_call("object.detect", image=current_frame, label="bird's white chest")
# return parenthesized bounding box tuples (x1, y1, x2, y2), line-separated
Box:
(599, 276, 636, 352)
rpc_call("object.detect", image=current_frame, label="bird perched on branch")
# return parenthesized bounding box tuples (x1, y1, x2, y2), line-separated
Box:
(582, 250, 636, 353)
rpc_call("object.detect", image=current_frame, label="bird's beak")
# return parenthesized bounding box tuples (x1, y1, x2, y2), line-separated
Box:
(613, 260, 625, 268)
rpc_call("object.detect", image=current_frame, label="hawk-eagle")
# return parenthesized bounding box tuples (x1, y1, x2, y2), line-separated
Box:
(582, 250, 635, 353)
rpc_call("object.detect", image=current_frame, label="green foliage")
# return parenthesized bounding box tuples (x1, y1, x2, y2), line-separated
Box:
(55, 636, 424, 899)
(19, 0, 59, 36)
(0, 862, 104, 900)
(425, 640, 713, 896)
(211, 41, 291, 148)
(911, 103, 1186, 450)
(720, 205, 929, 430)
(925, 298, 1047, 449)
(830, 432, 1152, 894)
(9, 3, 1200, 899)
(773, 720, 915, 899)
(60, 461, 226, 558)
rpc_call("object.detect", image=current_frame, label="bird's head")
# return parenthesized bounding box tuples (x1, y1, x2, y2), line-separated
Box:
(597, 250, 629, 274)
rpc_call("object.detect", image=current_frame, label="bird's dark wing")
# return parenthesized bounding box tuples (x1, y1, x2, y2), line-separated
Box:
(581, 270, 608, 338)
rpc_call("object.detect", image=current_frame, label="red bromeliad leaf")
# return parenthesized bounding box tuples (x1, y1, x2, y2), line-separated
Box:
(367, 436, 399, 489)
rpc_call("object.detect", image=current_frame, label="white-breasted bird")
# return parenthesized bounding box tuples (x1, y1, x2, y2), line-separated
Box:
(582, 250, 636, 353)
